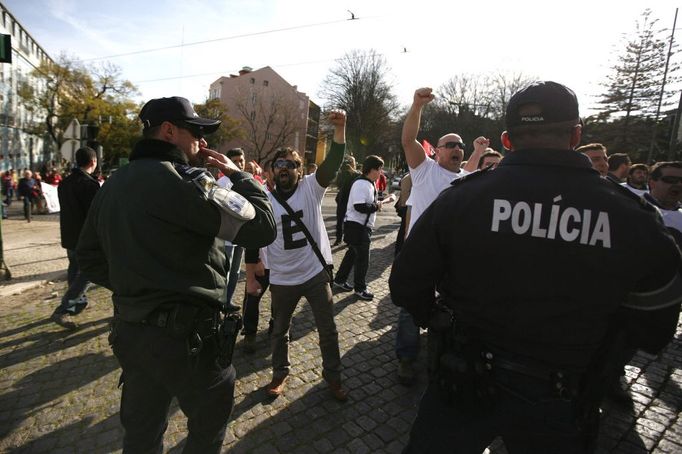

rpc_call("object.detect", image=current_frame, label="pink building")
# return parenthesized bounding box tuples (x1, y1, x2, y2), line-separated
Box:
(208, 66, 322, 165)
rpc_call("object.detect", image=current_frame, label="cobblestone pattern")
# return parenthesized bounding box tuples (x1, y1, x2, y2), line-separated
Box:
(0, 218, 681, 453)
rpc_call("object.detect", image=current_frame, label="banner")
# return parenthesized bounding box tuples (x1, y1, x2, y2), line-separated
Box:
(422, 139, 435, 157)
(41, 182, 60, 213)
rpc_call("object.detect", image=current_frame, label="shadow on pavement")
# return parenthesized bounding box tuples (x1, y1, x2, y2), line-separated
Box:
(224, 329, 423, 453)
(0, 317, 111, 369)
(0, 352, 119, 445)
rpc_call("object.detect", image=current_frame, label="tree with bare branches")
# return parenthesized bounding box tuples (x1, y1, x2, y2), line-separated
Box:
(230, 86, 304, 163)
(319, 49, 399, 161)
(193, 98, 245, 151)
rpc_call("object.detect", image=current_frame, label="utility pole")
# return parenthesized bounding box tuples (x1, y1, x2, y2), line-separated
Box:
(669, 90, 682, 160)
(648, 8, 678, 163)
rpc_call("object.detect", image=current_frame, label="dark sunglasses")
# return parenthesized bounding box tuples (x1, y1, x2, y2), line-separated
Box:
(273, 159, 298, 170)
(172, 121, 204, 140)
(659, 175, 682, 184)
(439, 141, 465, 150)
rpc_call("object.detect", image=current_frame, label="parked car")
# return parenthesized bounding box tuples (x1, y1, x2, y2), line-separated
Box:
(390, 174, 403, 191)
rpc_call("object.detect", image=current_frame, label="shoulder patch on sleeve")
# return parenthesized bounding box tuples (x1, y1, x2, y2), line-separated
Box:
(174, 164, 255, 222)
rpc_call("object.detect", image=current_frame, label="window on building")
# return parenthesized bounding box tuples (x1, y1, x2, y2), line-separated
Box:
(263, 80, 269, 87)
(251, 92, 257, 105)
(249, 77, 255, 84)
(250, 111, 256, 121)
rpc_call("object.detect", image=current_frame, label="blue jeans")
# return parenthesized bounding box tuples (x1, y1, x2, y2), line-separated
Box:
(395, 307, 420, 361)
(22, 196, 31, 221)
(56, 249, 90, 315)
(224, 244, 243, 306)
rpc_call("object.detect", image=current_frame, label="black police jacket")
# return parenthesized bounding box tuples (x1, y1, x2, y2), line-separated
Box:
(58, 168, 100, 250)
(389, 148, 681, 371)
(77, 139, 276, 322)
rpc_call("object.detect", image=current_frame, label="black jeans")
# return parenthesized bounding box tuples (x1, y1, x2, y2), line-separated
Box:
(242, 269, 270, 335)
(111, 319, 235, 454)
(335, 198, 346, 241)
(335, 238, 370, 292)
(403, 375, 611, 454)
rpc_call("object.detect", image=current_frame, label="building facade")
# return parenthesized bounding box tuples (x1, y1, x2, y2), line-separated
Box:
(0, 2, 53, 172)
(209, 66, 324, 165)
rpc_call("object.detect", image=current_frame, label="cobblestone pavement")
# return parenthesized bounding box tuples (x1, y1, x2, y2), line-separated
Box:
(1, 199, 681, 453)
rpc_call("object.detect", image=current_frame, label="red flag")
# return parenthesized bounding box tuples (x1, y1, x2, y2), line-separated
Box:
(422, 139, 435, 157)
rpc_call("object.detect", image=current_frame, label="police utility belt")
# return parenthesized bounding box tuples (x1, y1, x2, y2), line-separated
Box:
(124, 302, 242, 367)
(428, 299, 580, 406)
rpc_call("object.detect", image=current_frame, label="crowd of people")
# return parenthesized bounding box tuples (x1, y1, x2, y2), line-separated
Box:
(14, 80, 680, 453)
(0, 163, 103, 221)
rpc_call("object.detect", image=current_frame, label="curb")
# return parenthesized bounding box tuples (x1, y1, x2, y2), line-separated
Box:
(0, 271, 66, 298)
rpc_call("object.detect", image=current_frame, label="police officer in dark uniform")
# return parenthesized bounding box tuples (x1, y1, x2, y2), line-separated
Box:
(389, 81, 682, 453)
(77, 97, 276, 453)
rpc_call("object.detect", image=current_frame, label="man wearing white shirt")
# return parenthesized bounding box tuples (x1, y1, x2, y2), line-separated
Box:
(334, 155, 396, 300)
(394, 87, 490, 384)
(645, 161, 682, 244)
(217, 148, 247, 309)
(622, 163, 649, 196)
(248, 110, 349, 401)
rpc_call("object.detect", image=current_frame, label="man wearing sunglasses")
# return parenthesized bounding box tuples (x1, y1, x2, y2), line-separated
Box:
(77, 96, 276, 453)
(245, 110, 349, 402)
(390, 81, 681, 453)
(645, 161, 682, 242)
(394, 87, 490, 385)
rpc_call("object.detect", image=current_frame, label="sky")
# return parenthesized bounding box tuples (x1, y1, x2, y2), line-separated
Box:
(4, 0, 682, 117)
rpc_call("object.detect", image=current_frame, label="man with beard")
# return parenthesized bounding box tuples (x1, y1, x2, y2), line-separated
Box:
(394, 87, 490, 385)
(247, 110, 349, 401)
(623, 163, 649, 196)
(77, 96, 276, 453)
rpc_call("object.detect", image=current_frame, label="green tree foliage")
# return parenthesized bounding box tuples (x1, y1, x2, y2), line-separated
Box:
(17, 55, 140, 169)
(319, 49, 399, 161)
(193, 98, 245, 152)
(593, 9, 679, 160)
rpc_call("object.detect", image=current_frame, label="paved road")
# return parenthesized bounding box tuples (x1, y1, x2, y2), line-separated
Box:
(0, 192, 681, 453)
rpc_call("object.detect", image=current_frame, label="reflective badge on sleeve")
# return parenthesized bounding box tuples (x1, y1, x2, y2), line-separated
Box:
(191, 172, 255, 222)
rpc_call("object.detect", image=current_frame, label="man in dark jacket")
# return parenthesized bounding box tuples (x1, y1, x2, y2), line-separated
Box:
(77, 96, 276, 453)
(51, 146, 99, 330)
(390, 81, 682, 453)
(17, 170, 36, 222)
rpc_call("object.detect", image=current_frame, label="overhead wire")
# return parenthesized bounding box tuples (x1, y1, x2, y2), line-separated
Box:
(82, 17, 359, 62)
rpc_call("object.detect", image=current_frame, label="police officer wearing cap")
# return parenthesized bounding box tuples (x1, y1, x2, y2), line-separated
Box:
(389, 81, 682, 453)
(77, 96, 276, 453)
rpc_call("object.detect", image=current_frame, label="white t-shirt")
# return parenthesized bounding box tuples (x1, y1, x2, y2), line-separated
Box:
(266, 174, 332, 285)
(344, 177, 377, 228)
(621, 182, 648, 197)
(406, 158, 470, 235)
(660, 208, 682, 235)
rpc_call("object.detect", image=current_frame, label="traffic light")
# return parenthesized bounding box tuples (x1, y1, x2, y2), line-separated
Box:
(0, 34, 11, 64)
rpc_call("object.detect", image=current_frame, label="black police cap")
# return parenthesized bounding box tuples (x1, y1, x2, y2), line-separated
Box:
(139, 96, 221, 134)
(505, 81, 579, 129)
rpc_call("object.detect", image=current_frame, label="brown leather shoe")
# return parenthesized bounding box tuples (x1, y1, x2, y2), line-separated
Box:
(266, 376, 287, 397)
(328, 381, 348, 402)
